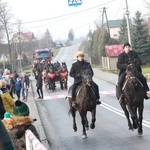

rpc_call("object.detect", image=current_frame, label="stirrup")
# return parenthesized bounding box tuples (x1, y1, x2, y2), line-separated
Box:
(72, 101, 77, 107)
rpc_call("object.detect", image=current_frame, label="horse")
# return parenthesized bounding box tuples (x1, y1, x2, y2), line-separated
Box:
(116, 64, 145, 135)
(46, 64, 56, 91)
(68, 67, 97, 138)
(59, 62, 68, 90)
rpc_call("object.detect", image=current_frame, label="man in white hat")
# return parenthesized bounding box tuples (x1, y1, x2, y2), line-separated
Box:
(69, 51, 101, 107)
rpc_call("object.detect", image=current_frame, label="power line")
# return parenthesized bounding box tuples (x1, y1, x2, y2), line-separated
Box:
(113, 0, 124, 19)
(20, 0, 117, 24)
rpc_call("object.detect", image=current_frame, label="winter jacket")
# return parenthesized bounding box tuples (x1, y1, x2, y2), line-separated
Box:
(15, 81, 22, 91)
(117, 50, 142, 76)
(70, 60, 94, 83)
(36, 73, 43, 87)
(1, 88, 15, 115)
(2, 116, 40, 150)
(0, 95, 5, 119)
(0, 119, 14, 150)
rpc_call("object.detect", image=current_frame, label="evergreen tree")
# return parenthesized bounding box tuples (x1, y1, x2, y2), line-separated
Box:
(21, 52, 28, 66)
(131, 11, 150, 63)
(68, 29, 74, 42)
(119, 16, 128, 44)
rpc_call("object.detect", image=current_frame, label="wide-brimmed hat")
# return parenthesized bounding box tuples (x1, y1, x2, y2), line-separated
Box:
(76, 51, 84, 57)
(13, 100, 30, 116)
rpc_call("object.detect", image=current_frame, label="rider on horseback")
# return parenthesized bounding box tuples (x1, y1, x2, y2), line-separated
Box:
(117, 42, 149, 103)
(70, 51, 101, 107)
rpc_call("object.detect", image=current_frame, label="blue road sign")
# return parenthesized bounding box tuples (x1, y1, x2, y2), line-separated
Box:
(68, 0, 82, 6)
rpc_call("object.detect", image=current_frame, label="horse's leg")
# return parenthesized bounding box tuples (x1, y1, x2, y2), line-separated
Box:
(71, 109, 77, 132)
(60, 80, 63, 90)
(84, 112, 89, 130)
(90, 109, 96, 129)
(137, 103, 144, 135)
(128, 106, 138, 129)
(120, 103, 133, 131)
(79, 111, 87, 139)
(64, 79, 67, 90)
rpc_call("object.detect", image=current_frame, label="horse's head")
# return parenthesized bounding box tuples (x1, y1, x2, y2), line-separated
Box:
(126, 64, 138, 78)
(81, 68, 93, 86)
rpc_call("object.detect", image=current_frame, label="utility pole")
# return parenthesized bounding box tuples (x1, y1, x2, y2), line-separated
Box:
(125, 0, 132, 47)
(101, 7, 111, 44)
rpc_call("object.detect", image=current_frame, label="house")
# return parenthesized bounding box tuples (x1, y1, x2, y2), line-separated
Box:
(11, 31, 36, 43)
(104, 20, 122, 39)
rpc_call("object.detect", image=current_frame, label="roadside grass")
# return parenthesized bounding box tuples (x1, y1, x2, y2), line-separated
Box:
(92, 64, 150, 75)
(141, 65, 150, 74)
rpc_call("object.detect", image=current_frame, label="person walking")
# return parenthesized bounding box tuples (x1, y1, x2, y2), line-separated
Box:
(70, 51, 101, 107)
(21, 73, 30, 102)
(15, 78, 22, 100)
(35, 71, 43, 99)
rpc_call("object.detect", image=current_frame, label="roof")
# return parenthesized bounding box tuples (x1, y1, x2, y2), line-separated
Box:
(104, 20, 122, 28)
(105, 44, 124, 57)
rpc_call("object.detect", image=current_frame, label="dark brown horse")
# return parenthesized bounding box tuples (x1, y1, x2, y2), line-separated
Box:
(59, 62, 68, 90)
(117, 64, 145, 135)
(46, 64, 56, 91)
(68, 67, 97, 138)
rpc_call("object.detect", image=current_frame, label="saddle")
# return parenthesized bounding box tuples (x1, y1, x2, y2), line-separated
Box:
(68, 83, 97, 99)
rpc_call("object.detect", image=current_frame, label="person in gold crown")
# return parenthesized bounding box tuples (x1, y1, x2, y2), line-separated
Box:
(69, 51, 101, 107)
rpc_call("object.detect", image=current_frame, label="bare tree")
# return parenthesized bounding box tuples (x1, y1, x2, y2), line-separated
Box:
(0, 1, 14, 67)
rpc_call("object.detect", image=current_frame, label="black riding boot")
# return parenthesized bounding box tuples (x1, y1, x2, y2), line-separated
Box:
(118, 84, 125, 104)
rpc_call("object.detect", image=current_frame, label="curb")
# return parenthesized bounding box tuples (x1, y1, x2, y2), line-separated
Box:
(29, 77, 50, 149)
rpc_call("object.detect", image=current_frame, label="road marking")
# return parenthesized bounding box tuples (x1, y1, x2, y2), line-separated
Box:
(36, 90, 116, 101)
(102, 102, 150, 129)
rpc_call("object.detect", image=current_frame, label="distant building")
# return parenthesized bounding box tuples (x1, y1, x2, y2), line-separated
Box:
(104, 20, 122, 39)
(11, 31, 36, 43)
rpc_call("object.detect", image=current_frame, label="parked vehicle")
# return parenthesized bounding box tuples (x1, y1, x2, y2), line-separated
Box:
(33, 48, 53, 62)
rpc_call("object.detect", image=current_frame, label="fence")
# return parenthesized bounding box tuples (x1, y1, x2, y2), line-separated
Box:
(25, 129, 47, 150)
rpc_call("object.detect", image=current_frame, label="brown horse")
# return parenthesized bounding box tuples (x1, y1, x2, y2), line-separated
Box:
(68, 67, 97, 138)
(116, 64, 145, 135)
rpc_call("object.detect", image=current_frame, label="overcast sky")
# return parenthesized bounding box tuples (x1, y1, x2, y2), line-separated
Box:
(4, 0, 149, 41)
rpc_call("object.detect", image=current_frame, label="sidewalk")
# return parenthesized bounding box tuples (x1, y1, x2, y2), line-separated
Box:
(25, 75, 50, 149)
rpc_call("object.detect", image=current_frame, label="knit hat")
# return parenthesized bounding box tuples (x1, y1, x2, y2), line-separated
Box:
(123, 42, 131, 48)
(4, 112, 11, 118)
(76, 51, 84, 57)
(13, 100, 30, 116)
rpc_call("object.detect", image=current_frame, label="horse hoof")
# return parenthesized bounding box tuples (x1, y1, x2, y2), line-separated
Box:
(90, 123, 95, 129)
(138, 129, 143, 135)
(82, 133, 87, 139)
(129, 127, 134, 132)
(73, 127, 77, 132)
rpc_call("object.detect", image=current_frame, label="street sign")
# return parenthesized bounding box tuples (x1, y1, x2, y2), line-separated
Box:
(17, 54, 23, 60)
(68, 0, 82, 6)
(0, 54, 8, 62)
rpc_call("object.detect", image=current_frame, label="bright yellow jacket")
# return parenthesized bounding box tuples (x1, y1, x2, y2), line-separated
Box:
(1, 92, 15, 115)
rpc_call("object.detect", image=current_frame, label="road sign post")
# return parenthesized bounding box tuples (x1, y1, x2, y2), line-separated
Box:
(68, 0, 82, 6)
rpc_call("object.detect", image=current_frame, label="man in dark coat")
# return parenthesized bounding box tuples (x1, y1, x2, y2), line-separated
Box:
(70, 51, 101, 107)
(35, 71, 43, 99)
(117, 42, 149, 103)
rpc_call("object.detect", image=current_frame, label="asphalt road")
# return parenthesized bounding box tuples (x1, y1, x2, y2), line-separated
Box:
(33, 45, 150, 150)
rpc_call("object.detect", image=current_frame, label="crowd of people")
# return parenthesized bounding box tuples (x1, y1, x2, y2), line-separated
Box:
(0, 69, 39, 149)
